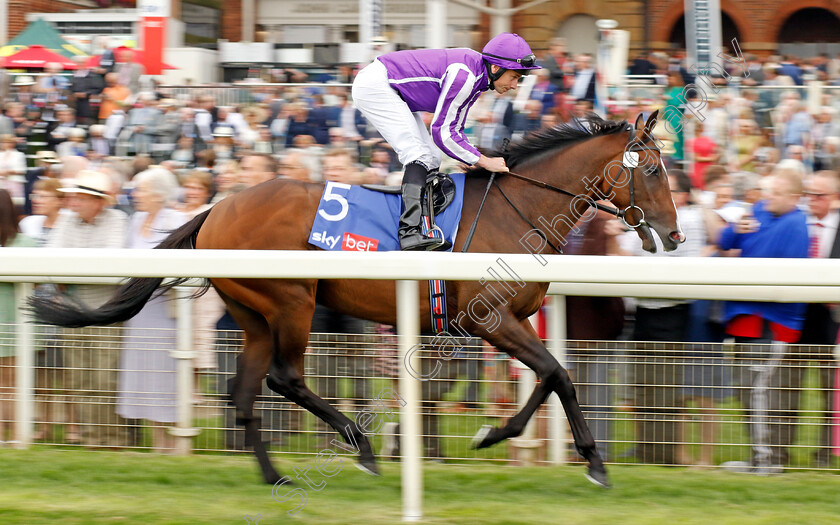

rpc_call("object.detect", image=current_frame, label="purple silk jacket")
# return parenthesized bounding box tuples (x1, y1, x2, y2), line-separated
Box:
(377, 48, 490, 165)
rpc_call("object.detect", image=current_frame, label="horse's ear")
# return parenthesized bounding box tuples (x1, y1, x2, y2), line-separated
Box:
(634, 112, 645, 130)
(644, 109, 659, 134)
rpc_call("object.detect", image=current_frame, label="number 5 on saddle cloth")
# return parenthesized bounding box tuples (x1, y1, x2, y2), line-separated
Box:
(308, 172, 464, 332)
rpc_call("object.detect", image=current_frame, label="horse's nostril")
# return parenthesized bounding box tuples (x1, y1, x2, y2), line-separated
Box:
(669, 231, 685, 243)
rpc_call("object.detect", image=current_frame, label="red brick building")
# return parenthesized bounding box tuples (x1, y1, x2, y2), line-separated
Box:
(7, 0, 94, 38)
(220, 0, 241, 42)
(512, 0, 840, 56)
(6, 0, 183, 41)
(9, 1, 840, 58)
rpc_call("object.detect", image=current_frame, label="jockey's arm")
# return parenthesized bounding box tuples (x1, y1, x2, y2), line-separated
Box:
(430, 66, 483, 166)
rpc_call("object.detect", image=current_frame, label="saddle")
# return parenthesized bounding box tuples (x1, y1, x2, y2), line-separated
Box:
(362, 171, 457, 217)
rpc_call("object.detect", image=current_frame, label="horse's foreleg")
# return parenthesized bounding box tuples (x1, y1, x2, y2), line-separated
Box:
(472, 381, 552, 449)
(471, 318, 610, 487)
(472, 320, 554, 448)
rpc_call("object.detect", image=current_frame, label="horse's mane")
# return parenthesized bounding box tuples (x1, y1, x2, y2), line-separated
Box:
(468, 113, 630, 175)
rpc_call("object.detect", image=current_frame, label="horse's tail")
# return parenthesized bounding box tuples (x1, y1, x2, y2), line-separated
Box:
(29, 208, 213, 328)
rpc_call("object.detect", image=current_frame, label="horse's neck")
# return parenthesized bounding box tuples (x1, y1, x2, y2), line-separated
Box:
(457, 171, 570, 255)
(467, 143, 615, 255)
(507, 166, 590, 242)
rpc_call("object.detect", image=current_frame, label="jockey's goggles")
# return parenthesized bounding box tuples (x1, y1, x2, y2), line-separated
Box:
(482, 52, 537, 68)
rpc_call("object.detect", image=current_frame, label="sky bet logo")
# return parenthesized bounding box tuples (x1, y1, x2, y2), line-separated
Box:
(342, 232, 378, 251)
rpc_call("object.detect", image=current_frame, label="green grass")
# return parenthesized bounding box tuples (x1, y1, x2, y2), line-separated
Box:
(0, 448, 838, 524)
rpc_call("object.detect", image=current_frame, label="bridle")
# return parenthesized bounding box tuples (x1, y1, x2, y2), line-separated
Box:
(504, 127, 661, 227)
(608, 126, 663, 228)
(460, 126, 662, 254)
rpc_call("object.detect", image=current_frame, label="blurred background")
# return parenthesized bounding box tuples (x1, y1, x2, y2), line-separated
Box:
(0, 0, 838, 504)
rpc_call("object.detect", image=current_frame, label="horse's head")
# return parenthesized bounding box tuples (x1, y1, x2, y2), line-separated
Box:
(604, 110, 685, 253)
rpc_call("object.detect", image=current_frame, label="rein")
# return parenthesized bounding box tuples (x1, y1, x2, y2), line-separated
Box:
(460, 128, 661, 253)
(501, 170, 622, 217)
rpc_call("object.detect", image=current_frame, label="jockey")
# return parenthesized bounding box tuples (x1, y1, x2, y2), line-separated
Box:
(352, 33, 541, 251)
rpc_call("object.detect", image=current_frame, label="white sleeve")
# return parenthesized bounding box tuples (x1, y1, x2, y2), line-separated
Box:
(194, 112, 213, 142)
(12, 151, 26, 175)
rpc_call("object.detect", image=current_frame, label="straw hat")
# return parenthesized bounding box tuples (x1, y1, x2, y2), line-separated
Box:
(212, 125, 235, 138)
(13, 75, 35, 86)
(58, 170, 115, 203)
(35, 150, 60, 163)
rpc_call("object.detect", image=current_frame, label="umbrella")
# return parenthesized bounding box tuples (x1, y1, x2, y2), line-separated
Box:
(85, 46, 177, 70)
(0, 18, 87, 59)
(1, 45, 78, 70)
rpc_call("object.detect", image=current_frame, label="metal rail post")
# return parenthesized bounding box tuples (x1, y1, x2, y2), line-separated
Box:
(13, 282, 34, 448)
(171, 286, 200, 454)
(397, 280, 422, 522)
(547, 294, 568, 465)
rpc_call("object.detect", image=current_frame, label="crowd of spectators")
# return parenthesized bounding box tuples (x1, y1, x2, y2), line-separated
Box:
(0, 37, 837, 469)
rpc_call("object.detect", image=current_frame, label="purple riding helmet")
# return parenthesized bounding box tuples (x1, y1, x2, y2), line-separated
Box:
(481, 33, 542, 73)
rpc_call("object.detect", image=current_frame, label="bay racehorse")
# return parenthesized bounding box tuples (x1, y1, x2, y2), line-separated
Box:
(30, 111, 682, 489)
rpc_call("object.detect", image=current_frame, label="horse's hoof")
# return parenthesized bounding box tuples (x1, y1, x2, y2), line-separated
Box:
(355, 458, 380, 476)
(471, 425, 495, 449)
(264, 472, 288, 486)
(585, 465, 611, 489)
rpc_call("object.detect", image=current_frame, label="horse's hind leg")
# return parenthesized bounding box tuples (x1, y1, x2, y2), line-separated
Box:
(267, 356, 379, 475)
(262, 289, 379, 475)
(222, 294, 284, 484)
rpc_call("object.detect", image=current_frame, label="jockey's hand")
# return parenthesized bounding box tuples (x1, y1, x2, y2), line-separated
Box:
(476, 154, 509, 173)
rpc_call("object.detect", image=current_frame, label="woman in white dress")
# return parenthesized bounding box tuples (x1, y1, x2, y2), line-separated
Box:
(117, 167, 187, 452)
(0, 134, 26, 207)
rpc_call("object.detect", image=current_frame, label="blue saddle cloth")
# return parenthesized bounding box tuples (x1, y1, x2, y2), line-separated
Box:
(308, 173, 465, 252)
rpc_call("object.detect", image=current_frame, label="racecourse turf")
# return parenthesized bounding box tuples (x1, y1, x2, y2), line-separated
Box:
(0, 448, 838, 524)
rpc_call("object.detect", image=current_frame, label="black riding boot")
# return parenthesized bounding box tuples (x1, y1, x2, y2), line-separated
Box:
(398, 162, 448, 251)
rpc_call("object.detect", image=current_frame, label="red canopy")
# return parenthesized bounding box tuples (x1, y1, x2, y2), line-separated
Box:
(2, 45, 78, 70)
(85, 46, 177, 70)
